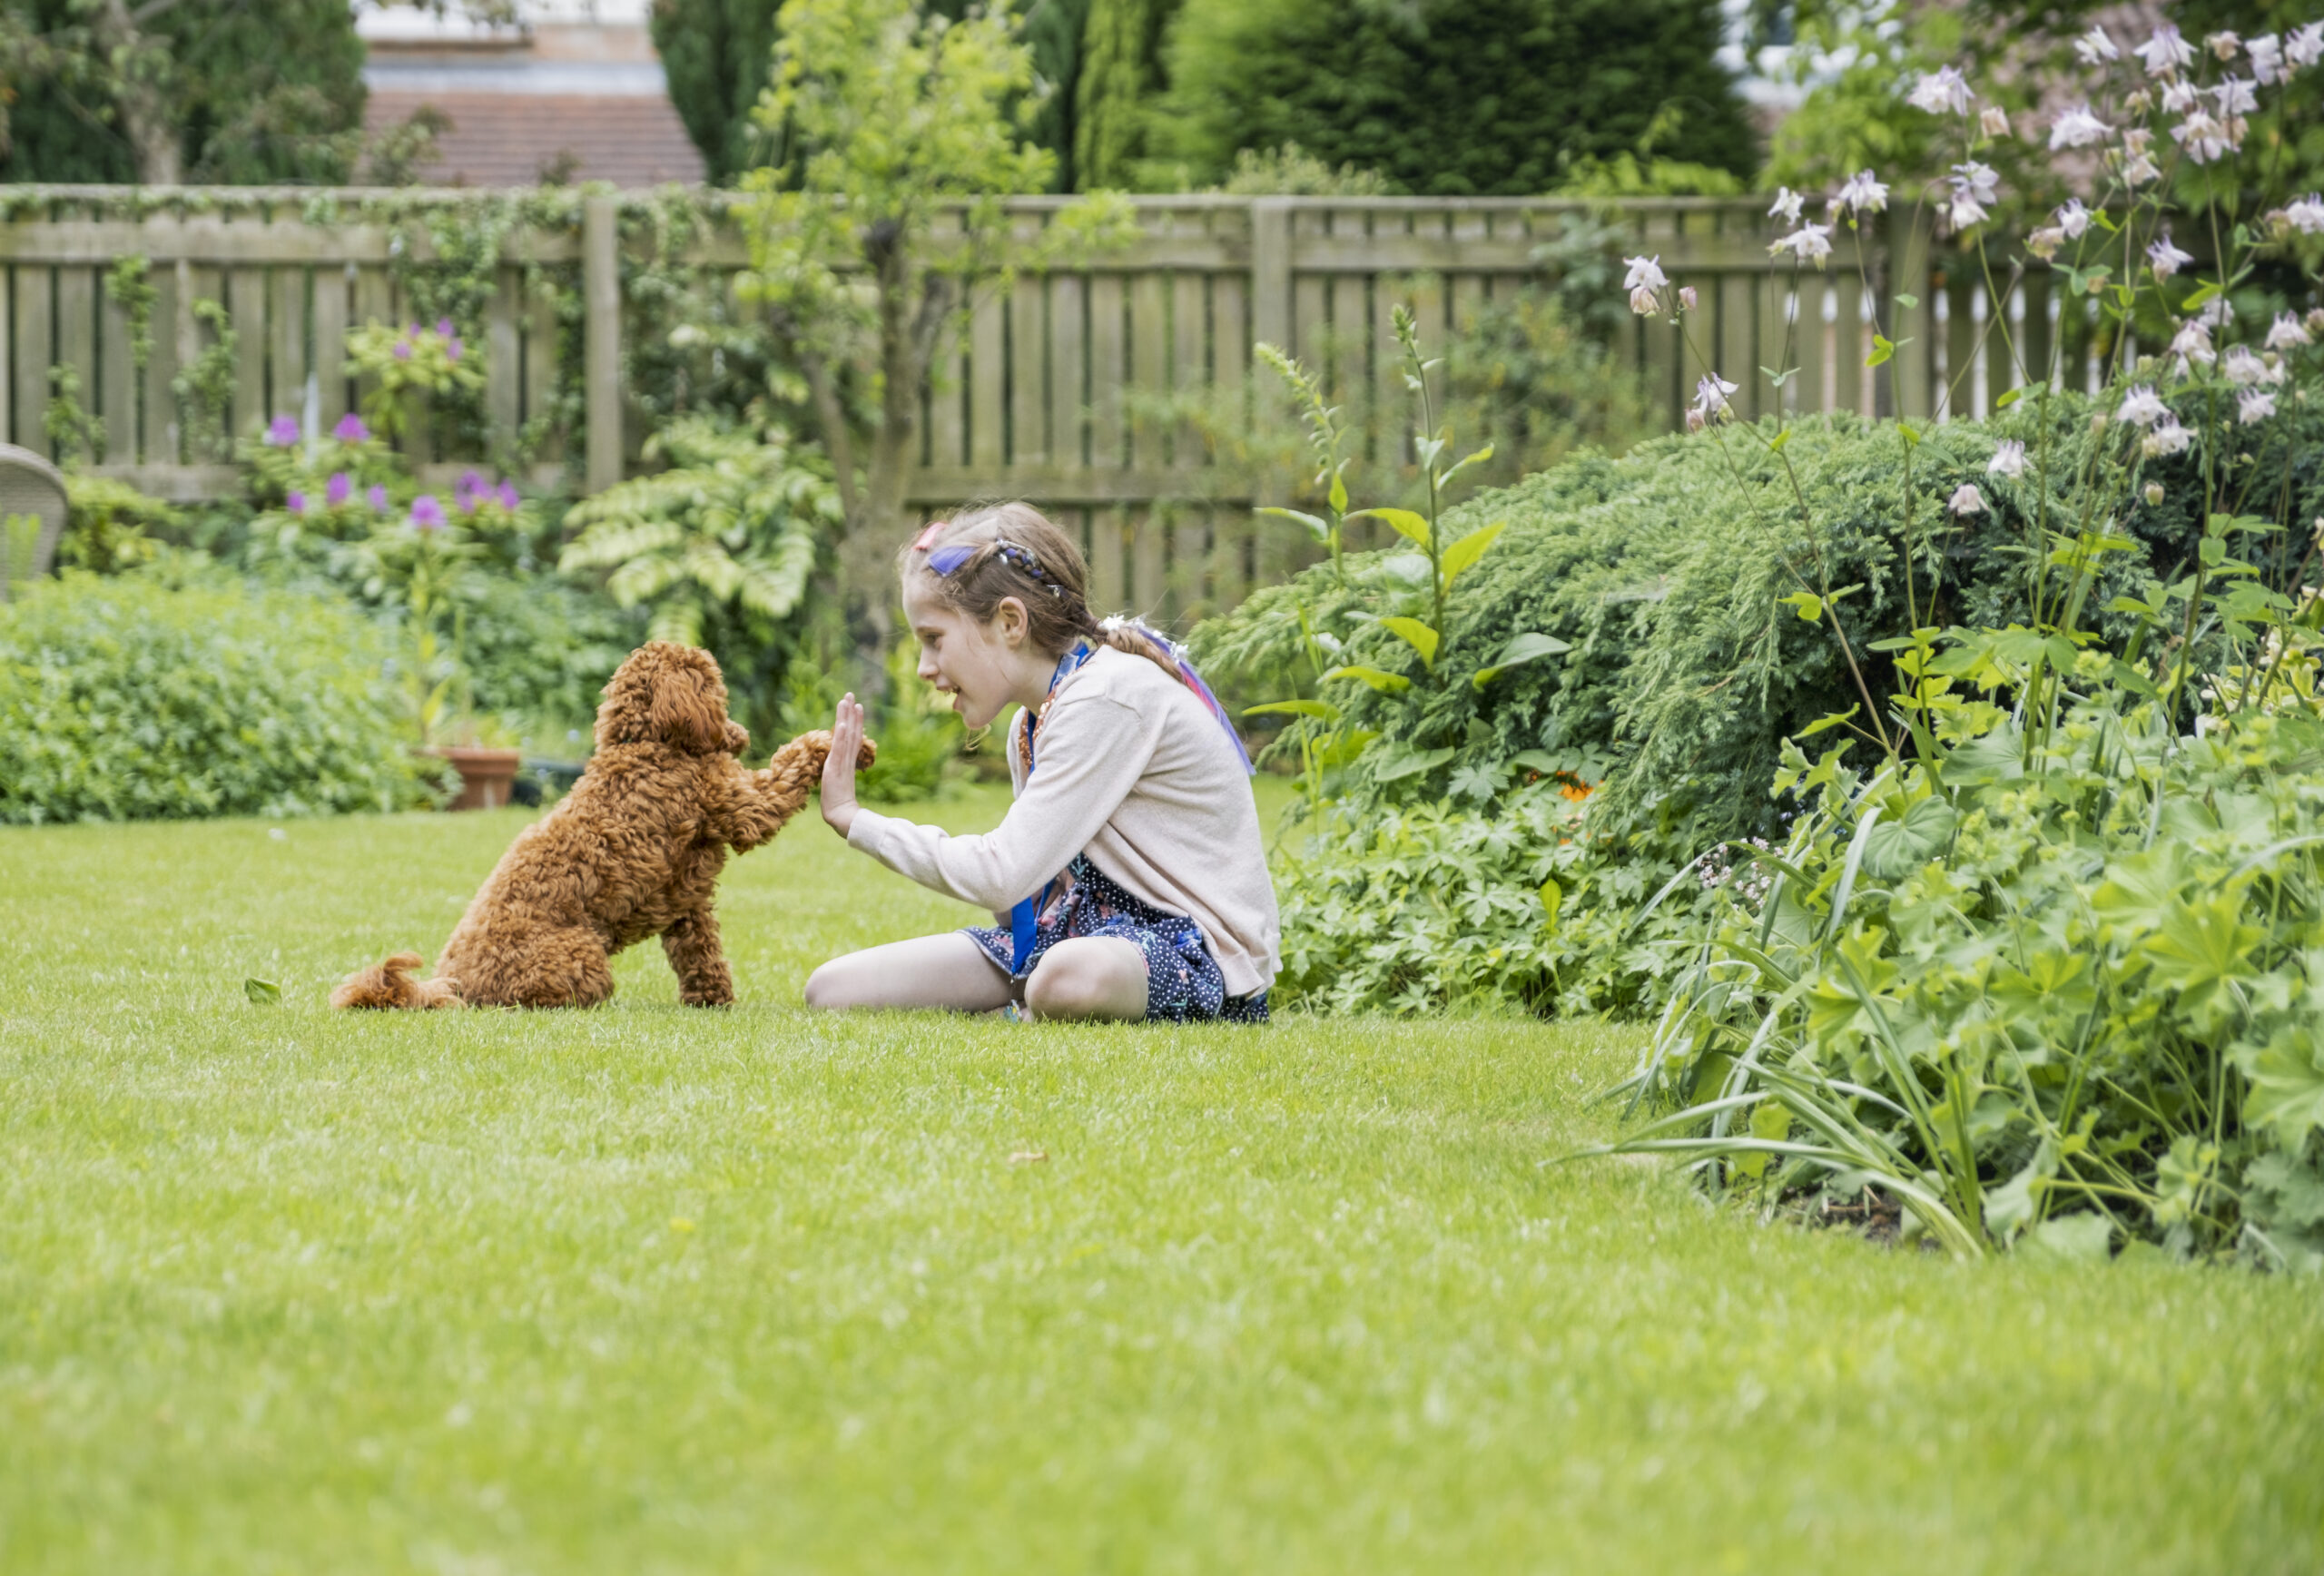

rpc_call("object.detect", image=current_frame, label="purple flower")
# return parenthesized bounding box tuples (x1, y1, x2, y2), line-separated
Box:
(436, 318, 455, 339)
(367, 483, 389, 512)
(407, 322, 422, 338)
(332, 412, 370, 443)
(326, 471, 351, 507)
(446, 337, 464, 363)
(409, 495, 447, 532)
(266, 414, 300, 446)
(497, 480, 521, 510)
(455, 469, 485, 511)
(285, 490, 307, 514)
(392, 340, 413, 361)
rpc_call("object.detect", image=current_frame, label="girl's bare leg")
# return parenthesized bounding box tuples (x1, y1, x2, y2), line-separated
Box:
(1024, 938, 1147, 1021)
(805, 932, 1014, 1011)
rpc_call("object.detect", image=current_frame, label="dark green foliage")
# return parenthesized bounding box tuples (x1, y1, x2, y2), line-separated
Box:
(0, 0, 365, 184)
(1153, 0, 1757, 195)
(1020, 0, 1093, 192)
(0, 567, 428, 824)
(650, 0, 783, 183)
(1073, 0, 1180, 188)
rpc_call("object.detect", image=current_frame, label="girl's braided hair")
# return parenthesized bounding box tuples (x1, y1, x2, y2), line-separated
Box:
(898, 501, 1183, 681)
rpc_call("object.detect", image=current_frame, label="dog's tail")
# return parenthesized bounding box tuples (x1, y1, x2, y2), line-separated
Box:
(330, 952, 461, 1010)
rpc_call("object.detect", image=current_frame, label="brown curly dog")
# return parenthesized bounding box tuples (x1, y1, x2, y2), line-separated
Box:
(332, 641, 872, 1010)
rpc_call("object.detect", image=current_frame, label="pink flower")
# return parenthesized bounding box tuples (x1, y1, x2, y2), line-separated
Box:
(436, 318, 455, 339)
(285, 490, 307, 513)
(332, 412, 370, 443)
(368, 483, 390, 512)
(266, 414, 299, 446)
(496, 480, 521, 509)
(446, 337, 464, 363)
(392, 340, 413, 361)
(326, 471, 351, 507)
(410, 495, 447, 532)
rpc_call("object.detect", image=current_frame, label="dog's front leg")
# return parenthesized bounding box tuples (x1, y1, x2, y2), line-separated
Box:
(662, 910, 734, 1007)
(720, 729, 875, 851)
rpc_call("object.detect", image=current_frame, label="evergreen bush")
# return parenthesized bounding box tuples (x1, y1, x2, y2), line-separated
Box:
(1151, 0, 1756, 194)
(0, 568, 428, 824)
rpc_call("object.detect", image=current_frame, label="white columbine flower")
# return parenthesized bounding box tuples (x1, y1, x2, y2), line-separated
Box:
(1693, 373, 1738, 421)
(2074, 25, 2119, 64)
(2289, 22, 2324, 70)
(1988, 440, 2026, 478)
(2172, 110, 2237, 164)
(2137, 25, 2195, 76)
(2146, 234, 2194, 278)
(1768, 188, 1805, 225)
(2239, 389, 2278, 425)
(2050, 103, 2112, 149)
(1771, 222, 1834, 266)
(1980, 105, 2013, 139)
(1908, 66, 1974, 115)
(2056, 198, 2092, 239)
(2266, 311, 2312, 350)
(2161, 79, 2201, 113)
(1624, 254, 1666, 315)
(2118, 385, 2168, 427)
(2197, 297, 2235, 329)
(2222, 346, 2268, 385)
(2026, 226, 2067, 261)
(2170, 320, 2217, 366)
(2145, 419, 2193, 457)
(1946, 162, 1998, 231)
(1835, 169, 1888, 215)
(1949, 484, 1987, 516)
(2215, 76, 2259, 115)
(2249, 34, 2284, 83)
(2284, 194, 2324, 234)
(2206, 32, 2241, 61)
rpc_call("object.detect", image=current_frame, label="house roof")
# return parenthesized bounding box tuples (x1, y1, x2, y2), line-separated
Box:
(362, 87, 706, 188)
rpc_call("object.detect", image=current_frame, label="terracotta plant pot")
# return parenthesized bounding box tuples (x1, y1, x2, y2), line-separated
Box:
(421, 746, 524, 812)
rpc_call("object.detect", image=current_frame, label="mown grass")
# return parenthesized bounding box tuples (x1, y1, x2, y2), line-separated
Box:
(2, 784, 2320, 1573)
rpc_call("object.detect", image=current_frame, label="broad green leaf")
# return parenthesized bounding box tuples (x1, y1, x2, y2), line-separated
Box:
(1994, 387, 2022, 409)
(244, 978, 282, 1006)
(1256, 506, 1331, 544)
(1866, 334, 1896, 369)
(1861, 795, 1956, 879)
(2244, 1024, 2324, 1147)
(1797, 706, 1858, 739)
(1243, 699, 1341, 721)
(2020, 1213, 2112, 1263)
(1321, 665, 1411, 694)
(1768, 429, 1792, 453)
(1378, 616, 1441, 665)
(1893, 291, 1919, 310)
(1471, 631, 1571, 689)
(1354, 507, 1433, 547)
(1372, 743, 1455, 783)
(1538, 876, 1562, 929)
(1782, 591, 1824, 623)
(2138, 891, 2263, 1010)
(1327, 468, 1348, 516)
(1439, 521, 1506, 586)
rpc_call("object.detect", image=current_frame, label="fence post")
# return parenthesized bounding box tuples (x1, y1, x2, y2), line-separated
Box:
(1887, 204, 1935, 422)
(583, 194, 622, 494)
(1251, 198, 1293, 352)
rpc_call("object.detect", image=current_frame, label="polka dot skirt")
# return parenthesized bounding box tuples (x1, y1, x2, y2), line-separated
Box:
(966, 854, 1269, 1024)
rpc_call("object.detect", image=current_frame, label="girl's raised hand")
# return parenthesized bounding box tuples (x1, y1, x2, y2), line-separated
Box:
(821, 693, 866, 837)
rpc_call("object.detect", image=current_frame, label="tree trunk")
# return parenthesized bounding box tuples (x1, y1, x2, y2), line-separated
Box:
(93, 0, 181, 183)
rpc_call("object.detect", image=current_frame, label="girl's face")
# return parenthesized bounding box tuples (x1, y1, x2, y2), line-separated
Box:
(902, 580, 1051, 729)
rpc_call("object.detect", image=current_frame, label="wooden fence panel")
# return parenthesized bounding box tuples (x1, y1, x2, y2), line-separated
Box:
(56, 265, 95, 454)
(15, 266, 52, 455)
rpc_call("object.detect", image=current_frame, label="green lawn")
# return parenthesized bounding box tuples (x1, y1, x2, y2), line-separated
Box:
(2, 785, 2319, 1573)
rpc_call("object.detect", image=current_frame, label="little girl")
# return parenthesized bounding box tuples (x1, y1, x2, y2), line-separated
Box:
(806, 502, 1279, 1022)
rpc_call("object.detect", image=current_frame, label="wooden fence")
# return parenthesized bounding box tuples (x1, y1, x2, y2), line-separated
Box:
(0, 187, 2124, 626)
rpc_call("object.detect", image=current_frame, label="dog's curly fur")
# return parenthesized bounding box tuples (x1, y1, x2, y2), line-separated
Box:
(332, 641, 872, 1010)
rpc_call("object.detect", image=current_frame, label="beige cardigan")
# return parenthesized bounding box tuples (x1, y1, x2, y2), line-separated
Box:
(846, 645, 1282, 997)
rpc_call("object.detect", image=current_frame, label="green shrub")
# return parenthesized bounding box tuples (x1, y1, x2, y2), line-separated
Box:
(1152, 0, 1756, 194)
(0, 569, 428, 823)
(1197, 393, 2324, 1016)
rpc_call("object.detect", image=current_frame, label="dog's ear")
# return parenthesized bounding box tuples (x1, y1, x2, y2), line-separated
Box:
(650, 656, 731, 754)
(723, 719, 751, 755)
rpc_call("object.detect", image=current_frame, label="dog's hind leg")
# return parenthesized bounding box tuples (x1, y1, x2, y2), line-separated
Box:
(452, 926, 615, 1009)
(662, 910, 734, 1007)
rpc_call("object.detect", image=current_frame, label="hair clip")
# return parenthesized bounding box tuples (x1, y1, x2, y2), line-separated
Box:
(911, 520, 950, 552)
(926, 544, 978, 576)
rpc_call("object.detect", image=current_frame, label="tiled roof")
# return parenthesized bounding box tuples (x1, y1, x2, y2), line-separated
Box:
(363, 89, 706, 188)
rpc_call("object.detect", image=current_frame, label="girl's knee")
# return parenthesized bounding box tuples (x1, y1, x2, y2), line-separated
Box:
(803, 958, 852, 1010)
(1025, 941, 1147, 1021)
